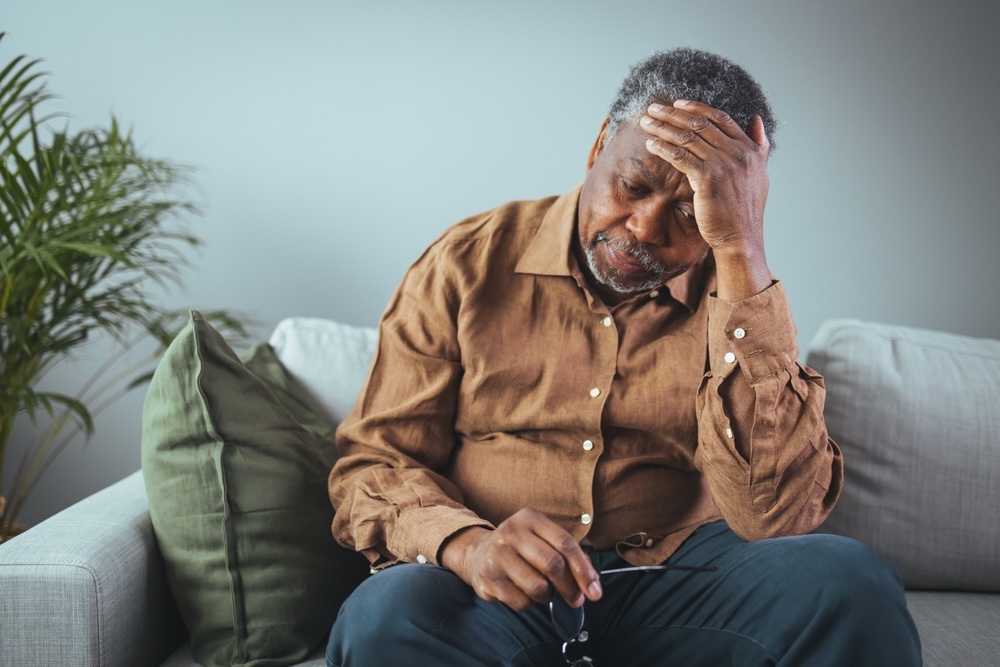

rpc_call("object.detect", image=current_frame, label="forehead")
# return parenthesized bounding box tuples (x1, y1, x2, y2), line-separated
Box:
(603, 120, 692, 195)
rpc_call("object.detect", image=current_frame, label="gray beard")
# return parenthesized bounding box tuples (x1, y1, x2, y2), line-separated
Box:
(582, 233, 671, 296)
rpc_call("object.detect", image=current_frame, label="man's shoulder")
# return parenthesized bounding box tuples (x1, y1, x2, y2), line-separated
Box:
(432, 193, 563, 249)
(402, 190, 575, 290)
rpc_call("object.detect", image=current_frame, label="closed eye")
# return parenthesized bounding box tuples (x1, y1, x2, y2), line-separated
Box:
(621, 178, 647, 195)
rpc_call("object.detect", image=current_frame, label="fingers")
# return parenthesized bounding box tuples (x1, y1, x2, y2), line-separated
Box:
(641, 104, 726, 156)
(641, 100, 768, 166)
(474, 532, 558, 610)
(642, 101, 770, 193)
(647, 99, 749, 145)
(464, 508, 601, 612)
(529, 513, 603, 606)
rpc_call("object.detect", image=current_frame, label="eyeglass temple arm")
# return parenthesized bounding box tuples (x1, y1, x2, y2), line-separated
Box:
(598, 564, 718, 575)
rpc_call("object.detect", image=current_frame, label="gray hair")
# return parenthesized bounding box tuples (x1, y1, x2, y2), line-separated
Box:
(606, 48, 777, 150)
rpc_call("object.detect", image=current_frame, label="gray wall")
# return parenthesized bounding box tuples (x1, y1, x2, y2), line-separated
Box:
(4, 0, 999, 525)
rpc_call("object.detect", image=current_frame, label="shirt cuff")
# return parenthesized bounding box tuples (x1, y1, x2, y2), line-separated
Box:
(387, 505, 494, 569)
(707, 281, 799, 383)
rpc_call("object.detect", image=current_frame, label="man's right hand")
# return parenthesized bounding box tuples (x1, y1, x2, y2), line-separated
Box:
(440, 507, 603, 611)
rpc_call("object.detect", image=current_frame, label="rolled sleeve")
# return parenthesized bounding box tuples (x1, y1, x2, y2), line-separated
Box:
(696, 281, 843, 540)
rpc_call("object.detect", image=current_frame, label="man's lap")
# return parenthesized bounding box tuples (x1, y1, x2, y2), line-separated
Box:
(327, 521, 920, 667)
(593, 521, 919, 664)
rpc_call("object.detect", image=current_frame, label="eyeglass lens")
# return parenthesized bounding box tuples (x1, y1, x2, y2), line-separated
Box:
(547, 563, 717, 664)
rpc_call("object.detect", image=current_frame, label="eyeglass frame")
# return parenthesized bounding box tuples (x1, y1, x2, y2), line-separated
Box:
(547, 563, 717, 666)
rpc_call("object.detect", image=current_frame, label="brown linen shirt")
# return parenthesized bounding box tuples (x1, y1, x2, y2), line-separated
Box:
(329, 185, 843, 569)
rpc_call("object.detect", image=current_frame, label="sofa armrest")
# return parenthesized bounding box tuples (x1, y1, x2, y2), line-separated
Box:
(0, 470, 186, 667)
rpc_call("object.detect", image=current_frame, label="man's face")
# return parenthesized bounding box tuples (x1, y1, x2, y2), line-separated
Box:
(576, 117, 710, 304)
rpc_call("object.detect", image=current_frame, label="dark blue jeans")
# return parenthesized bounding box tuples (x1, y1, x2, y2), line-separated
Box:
(326, 521, 921, 666)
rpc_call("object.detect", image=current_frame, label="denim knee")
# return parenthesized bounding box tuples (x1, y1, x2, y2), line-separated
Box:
(801, 534, 904, 600)
(329, 563, 461, 646)
(327, 564, 517, 667)
(779, 534, 920, 653)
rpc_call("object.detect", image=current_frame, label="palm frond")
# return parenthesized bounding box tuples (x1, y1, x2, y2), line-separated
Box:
(0, 31, 254, 539)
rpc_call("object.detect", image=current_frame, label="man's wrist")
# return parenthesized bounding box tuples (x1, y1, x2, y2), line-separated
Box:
(440, 525, 491, 577)
(712, 242, 771, 302)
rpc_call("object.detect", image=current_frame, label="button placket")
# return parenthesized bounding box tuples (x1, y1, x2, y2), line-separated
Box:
(588, 312, 615, 406)
(580, 310, 614, 531)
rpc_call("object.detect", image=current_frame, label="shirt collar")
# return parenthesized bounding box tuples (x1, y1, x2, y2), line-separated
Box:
(515, 183, 710, 313)
(515, 185, 582, 278)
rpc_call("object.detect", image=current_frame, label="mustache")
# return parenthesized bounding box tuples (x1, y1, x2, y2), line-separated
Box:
(595, 232, 671, 274)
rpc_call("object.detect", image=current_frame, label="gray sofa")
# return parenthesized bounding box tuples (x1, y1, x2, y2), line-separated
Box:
(2, 317, 998, 666)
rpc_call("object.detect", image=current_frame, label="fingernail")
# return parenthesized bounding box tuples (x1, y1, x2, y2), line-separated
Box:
(674, 99, 691, 107)
(588, 581, 602, 598)
(649, 103, 664, 113)
(640, 115, 653, 126)
(646, 138, 657, 148)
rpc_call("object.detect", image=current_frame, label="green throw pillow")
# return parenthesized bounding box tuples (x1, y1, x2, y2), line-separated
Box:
(141, 311, 369, 667)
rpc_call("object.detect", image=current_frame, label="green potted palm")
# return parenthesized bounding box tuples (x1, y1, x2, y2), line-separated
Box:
(0, 34, 249, 541)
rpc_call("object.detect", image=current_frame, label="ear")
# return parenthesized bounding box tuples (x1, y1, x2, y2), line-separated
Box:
(751, 115, 770, 152)
(586, 117, 611, 172)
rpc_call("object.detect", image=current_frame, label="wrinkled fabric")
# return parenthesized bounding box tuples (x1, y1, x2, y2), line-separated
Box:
(329, 185, 842, 569)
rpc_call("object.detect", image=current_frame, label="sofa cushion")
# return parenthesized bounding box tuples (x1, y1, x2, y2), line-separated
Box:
(141, 311, 369, 667)
(905, 591, 1000, 666)
(807, 319, 1000, 591)
(267, 316, 378, 425)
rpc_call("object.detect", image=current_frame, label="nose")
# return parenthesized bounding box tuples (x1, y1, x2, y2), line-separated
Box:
(624, 201, 670, 246)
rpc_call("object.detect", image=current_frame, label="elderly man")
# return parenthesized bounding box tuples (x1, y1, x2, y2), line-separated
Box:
(325, 48, 921, 666)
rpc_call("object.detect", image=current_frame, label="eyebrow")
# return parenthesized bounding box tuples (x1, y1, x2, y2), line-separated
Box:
(627, 155, 694, 198)
(628, 157, 658, 183)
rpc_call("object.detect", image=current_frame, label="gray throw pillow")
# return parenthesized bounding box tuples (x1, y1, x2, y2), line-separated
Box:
(807, 319, 1000, 591)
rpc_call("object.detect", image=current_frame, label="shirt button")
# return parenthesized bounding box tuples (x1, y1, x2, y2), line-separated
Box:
(582, 439, 595, 451)
(416, 554, 427, 564)
(649, 289, 660, 298)
(602, 316, 613, 327)
(645, 538, 654, 547)
(589, 387, 601, 398)
(581, 514, 592, 525)
(724, 352, 736, 364)
(734, 327, 746, 339)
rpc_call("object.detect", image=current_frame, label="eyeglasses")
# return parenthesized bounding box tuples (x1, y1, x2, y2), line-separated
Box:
(548, 563, 717, 666)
